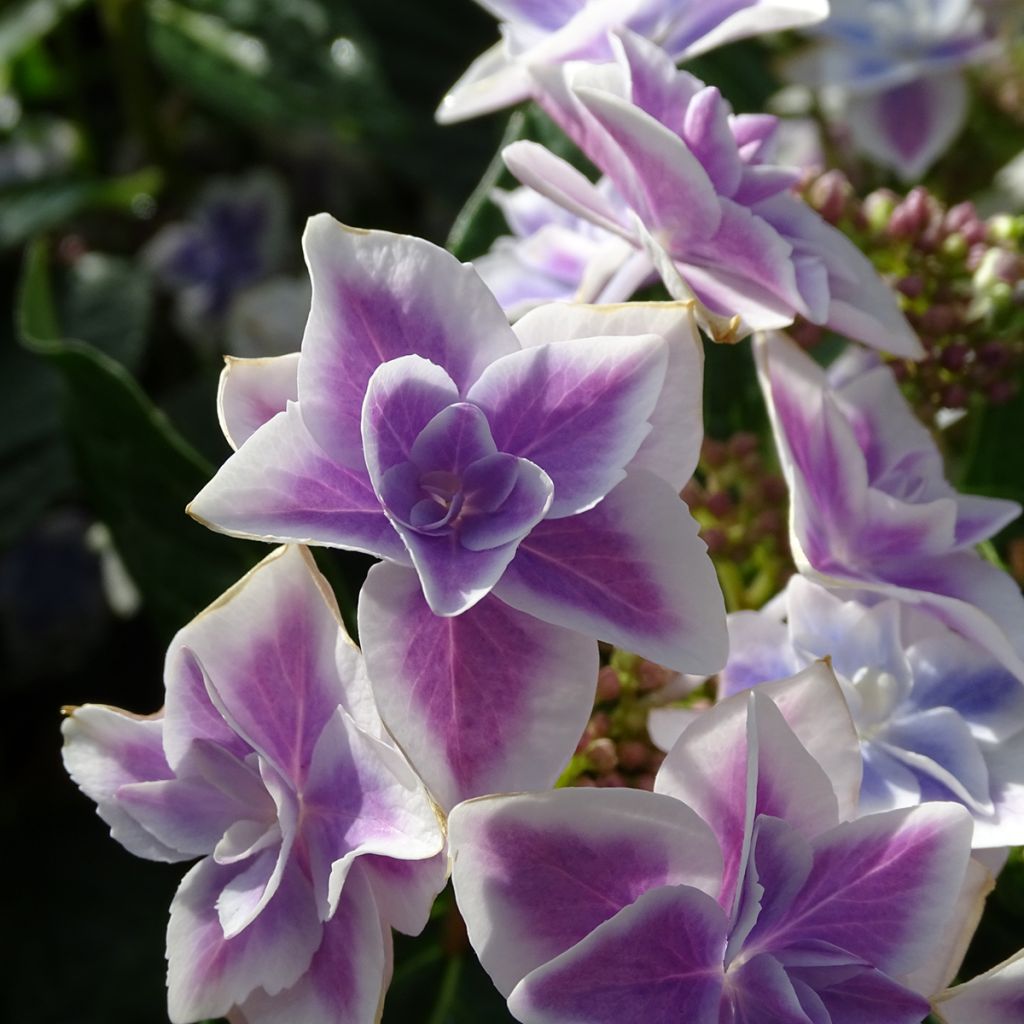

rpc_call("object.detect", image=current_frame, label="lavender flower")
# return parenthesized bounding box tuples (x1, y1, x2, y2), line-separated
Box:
(707, 575, 1024, 845)
(450, 665, 985, 1024)
(61, 546, 446, 1024)
(757, 331, 1024, 680)
(505, 30, 921, 351)
(188, 217, 727, 807)
(786, 0, 998, 179)
(437, 0, 828, 123)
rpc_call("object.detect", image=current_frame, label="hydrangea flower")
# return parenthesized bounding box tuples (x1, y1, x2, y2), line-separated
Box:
(145, 172, 287, 339)
(707, 575, 1024, 844)
(473, 185, 645, 317)
(61, 546, 446, 1024)
(450, 664, 987, 1024)
(757, 331, 1024, 681)
(504, 30, 922, 351)
(437, 0, 829, 123)
(188, 216, 727, 807)
(786, 0, 997, 180)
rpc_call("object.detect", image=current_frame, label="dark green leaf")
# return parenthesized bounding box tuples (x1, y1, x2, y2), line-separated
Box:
(0, 0, 88, 65)
(962, 390, 1024, 542)
(17, 238, 262, 636)
(0, 167, 162, 249)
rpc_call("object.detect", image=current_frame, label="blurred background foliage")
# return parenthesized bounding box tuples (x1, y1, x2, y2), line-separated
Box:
(2, 2, 1024, 1022)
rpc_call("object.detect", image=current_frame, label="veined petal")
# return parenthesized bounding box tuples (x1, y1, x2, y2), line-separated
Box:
(61, 705, 182, 862)
(360, 356, 462, 482)
(436, 41, 532, 124)
(167, 546, 352, 789)
(300, 708, 444, 920)
(571, 86, 722, 249)
(449, 787, 723, 997)
(358, 562, 597, 810)
(218, 353, 299, 451)
(188, 404, 405, 561)
(359, 850, 450, 936)
(298, 216, 518, 465)
(503, 141, 634, 239)
(466, 333, 668, 516)
(510, 300, 704, 489)
(813, 968, 931, 1024)
(507, 884, 727, 1024)
(724, 952, 815, 1024)
(238, 863, 391, 1024)
(166, 856, 321, 1024)
(656, 689, 842, 917)
(496, 470, 728, 673)
(750, 803, 973, 976)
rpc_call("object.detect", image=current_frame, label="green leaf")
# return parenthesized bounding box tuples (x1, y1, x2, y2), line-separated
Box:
(145, 0, 397, 139)
(962, 389, 1024, 542)
(58, 252, 153, 372)
(16, 238, 262, 635)
(0, 167, 162, 249)
(0, 0, 88, 65)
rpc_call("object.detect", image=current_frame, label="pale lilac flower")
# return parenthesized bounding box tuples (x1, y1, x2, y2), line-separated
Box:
(704, 575, 1024, 845)
(188, 216, 726, 807)
(786, 0, 997, 180)
(450, 664, 985, 1024)
(437, 0, 829, 123)
(473, 185, 648, 318)
(505, 31, 921, 351)
(758, 331, 1024, 681)
(935, 946, 1024, 1022)
(62, 546, 446, 1024)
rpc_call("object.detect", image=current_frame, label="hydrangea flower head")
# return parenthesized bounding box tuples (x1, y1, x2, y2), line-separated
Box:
(188, 216, 727, 807)
(504, 30, 921, 351)
(450, 664, 985, 1024)
(757, 332, 1024, 680)
(437, 0, 829, 123)
(786, 0, 998, 179)
(62, 546, 446, 1024)
(708, 575, 1024, 845)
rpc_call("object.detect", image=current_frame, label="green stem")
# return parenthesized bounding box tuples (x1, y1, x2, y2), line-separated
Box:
(426, 954, 463, 1024)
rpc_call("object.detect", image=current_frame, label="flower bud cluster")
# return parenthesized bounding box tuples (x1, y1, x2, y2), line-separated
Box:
(565, 652, 686, 790)
(681, 433, 792, 612)
(802, 171, 1024, 417)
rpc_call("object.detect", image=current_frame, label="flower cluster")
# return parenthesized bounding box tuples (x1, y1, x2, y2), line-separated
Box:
(803, 174, 1024, 416)
(60, 4, 1024, 1023)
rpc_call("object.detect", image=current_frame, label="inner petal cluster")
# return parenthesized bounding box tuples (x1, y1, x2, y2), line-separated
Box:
(378, 403, 552, 552)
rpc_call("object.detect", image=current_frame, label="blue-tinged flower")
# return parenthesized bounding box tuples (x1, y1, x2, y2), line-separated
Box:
(473, 185, 649, 318)
(437, 0, 829, 123)
(699, 575, 1024, 846)
(146, 172, 287, 338)
(504, 30, 921, 352)
(757, 332, 1024, 681)
(786, 0, 999, 180)
(450, 666, 986, 1024)
(187, 216, 726, 808)
(62, 546, 446, 1024)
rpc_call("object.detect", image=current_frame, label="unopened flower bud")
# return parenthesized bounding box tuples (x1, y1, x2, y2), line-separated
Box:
(585, 737, 618, 774)
(595, 666, 621, 703)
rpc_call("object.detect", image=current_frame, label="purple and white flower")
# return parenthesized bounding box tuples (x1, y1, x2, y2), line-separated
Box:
(786, 0, 998, 180)
(757, 331, 1024, 681)
(696, 575, 1024, 845)
(189, 216, 727, 807)
(437, 0, 829, 123)
(450, 663, 987, 1024)
(473, 184, 648, 318)
(504, 30, 922, 351)
(61, 546, 446, 1024)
